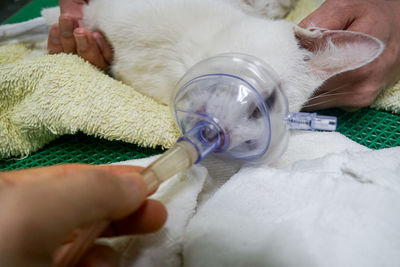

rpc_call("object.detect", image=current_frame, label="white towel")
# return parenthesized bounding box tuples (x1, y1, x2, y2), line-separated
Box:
(184, 141, 400, 267)
(109, 156, 209, 267)
(106, 132, 400, 267)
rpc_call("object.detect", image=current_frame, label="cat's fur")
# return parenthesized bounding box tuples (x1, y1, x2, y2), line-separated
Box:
(83, 0, 384, 111)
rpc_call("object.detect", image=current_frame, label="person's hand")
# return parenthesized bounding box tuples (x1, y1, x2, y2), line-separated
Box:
(0, 164, 167, 267)
(48, 0, 113, 71)
(299, 0, 400, 111)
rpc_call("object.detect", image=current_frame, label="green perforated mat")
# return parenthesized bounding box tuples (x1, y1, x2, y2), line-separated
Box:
(1, 1, 399, 171)
(1, 108, 399, 171)
(4, 0, 58, 24)
(0, 134, 163, 171)
(320, 108, 400, 149)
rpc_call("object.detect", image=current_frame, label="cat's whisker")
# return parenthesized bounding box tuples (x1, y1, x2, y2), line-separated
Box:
(301, 99, 336, 109)
(306, 91, 353, 102)
(288, 89, 348, 110)
(302, 96, 351, 109)
(306, 85, 349, 101)
(291, 91, 354, 110)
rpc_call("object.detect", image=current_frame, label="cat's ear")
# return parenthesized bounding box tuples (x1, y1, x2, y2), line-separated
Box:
(294, 26, 384, 80)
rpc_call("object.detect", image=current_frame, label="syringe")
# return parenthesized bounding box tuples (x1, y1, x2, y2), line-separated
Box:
(56, 53, 337, 266)
(56, 139, 199, 267)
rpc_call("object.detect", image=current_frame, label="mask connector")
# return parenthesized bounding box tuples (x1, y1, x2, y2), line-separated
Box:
(286, 112, 337, 131)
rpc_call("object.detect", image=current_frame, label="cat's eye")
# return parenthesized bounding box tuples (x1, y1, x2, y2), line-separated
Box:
(250, 107, 262, 119)
(265, 90, 277, 109)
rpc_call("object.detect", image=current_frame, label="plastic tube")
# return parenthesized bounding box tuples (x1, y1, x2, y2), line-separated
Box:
(56, 140, 199, 267)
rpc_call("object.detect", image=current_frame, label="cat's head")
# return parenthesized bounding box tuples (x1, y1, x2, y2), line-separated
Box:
(206, 19, 384, 111)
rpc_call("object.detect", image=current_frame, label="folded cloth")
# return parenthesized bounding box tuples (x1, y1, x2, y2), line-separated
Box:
(184, 146, 400, 267)
(101, 156, 209, 267)
(100, 132, 399, 267)
(371, 82, 400, 113)
(0, 43, 180, 159)
(0, 17, 48, 46)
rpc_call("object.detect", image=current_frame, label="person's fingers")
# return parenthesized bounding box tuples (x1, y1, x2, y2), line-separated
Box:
(74, 28, 89, 53)
(111, 199, 167, 235)
(93, 32, 114, 65)
(74, 28, 109, 71)
(302, 92, 349, 111)
(302, 79, 379, 111)
(302, 73, 353, 111)
(346, 13, 390, 44)
(51, 169, 147, 221)
(303, 80, 360, 111)
(48, 24, 63, 54)
(1, 169, 149, 255)
(0, 164, 143, 185)
(99, 165, 144, 176)
(54, 243, 120, 267)
(59, 0, 86, 15)
(53, 200, 166, 265)
(299, 1, 357, 30)
(77, 244, 120, 267)
(57, 199, 166, 239)
(59, 14, 78, 53)
(301, 59, 382, 111)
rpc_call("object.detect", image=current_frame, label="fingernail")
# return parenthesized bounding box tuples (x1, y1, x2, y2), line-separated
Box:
(108, 173, 147, 218)
(74, 27, 85, 35)
(120, 173, 147, 202)
(75, 33, 88, 51)
(140, 168, 160, 194)
(93, 33, 104, 49)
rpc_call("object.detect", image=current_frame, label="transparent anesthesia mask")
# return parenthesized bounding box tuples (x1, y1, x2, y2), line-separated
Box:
(173, 53, 337, 164)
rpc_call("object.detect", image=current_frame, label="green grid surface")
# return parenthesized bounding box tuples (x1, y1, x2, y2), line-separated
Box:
(1, 0, 164, 171)
(1, 108, 399, 171)
(320, 108, 400, 149)
(1, 1, 399, 171)
(0, 134, 164, 171)
(4, 0, 58, 24)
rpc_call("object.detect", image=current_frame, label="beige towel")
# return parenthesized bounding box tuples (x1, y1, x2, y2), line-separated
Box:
(0, 43, 180, 159)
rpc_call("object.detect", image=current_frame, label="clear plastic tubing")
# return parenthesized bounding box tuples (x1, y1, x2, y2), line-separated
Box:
(57, 53, 337, 267)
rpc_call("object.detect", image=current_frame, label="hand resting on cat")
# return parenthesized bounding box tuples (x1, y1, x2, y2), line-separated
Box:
(47, 0, 389, 112)
(300, 0, 400, 111)
(47, 0, 113, 72)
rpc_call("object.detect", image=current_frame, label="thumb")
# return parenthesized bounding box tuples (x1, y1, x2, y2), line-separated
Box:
(299, 1, 355, 30)
(3, 169, 147, 256)
(46, 169, 148, 225)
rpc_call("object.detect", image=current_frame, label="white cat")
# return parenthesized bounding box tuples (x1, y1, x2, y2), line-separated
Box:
(82, 0, 384, 111)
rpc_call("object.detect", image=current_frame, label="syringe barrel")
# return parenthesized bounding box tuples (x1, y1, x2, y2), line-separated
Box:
(141, 140, 199, 192)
